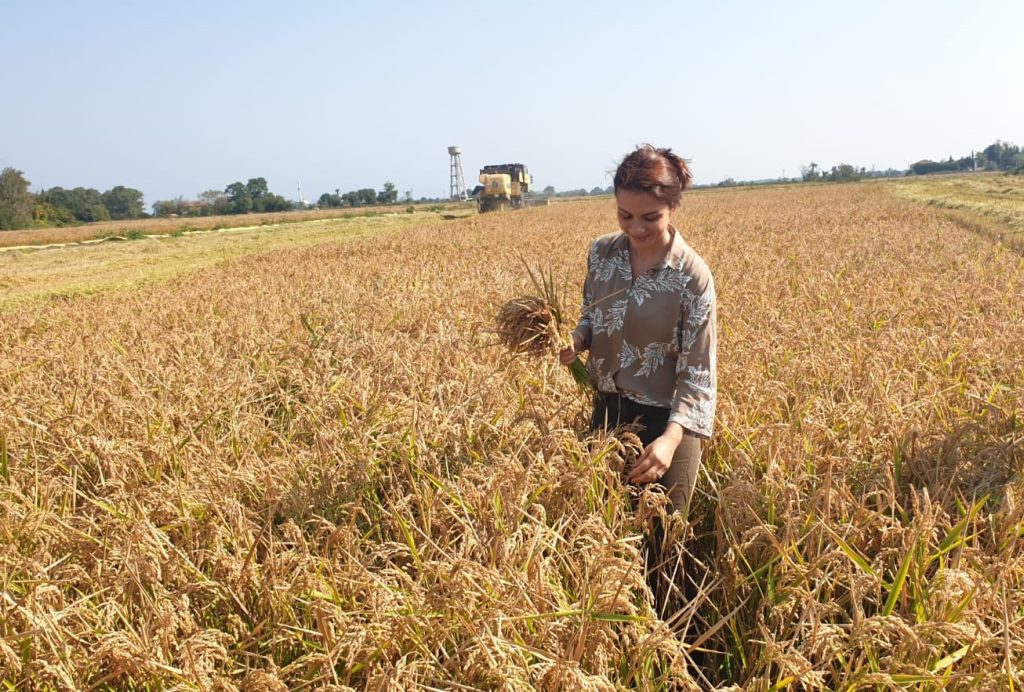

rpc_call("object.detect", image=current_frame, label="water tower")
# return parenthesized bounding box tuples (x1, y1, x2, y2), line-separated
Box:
(448, 145, 468, 201)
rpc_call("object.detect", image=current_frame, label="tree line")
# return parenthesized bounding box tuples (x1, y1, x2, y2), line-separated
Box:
(152, 178, 293, 217)
(0, 168, 412, 230)
(800, 139, 1023, 183)
(908, 140, 1022, 176)
(154, 179, 406, 216)
(0, 168, 147, 230)
(316, 182, 399, 208)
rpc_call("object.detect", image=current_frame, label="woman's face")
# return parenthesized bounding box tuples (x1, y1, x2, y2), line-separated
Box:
(615, 188, 674, 252)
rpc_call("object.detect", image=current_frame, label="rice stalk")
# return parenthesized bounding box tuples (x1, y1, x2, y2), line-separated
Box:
(495, 260, 594, 391)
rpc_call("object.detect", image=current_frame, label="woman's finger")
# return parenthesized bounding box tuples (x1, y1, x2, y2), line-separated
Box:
(629, 459, 654, 482)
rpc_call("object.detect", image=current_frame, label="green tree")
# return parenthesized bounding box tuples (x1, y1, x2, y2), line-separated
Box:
(101, 185, 145, 219)
(198, 189, 229, 216)
(0, 167, 35, 230)
(152, 196, 188, 217)
(356, 188, 377, 205)
(319, 192, 345, 208)
(224, 182, 252, 214)
(377, 181, 398, 205)
(246, 177, 269, 200)
(801, 163, 821, 181)
(33, 202, 76, 227)
(42, 186, 110, 222)
(982, 140, 1021, 170)
(825, 164, 864, 182)
(259, 194, 293, 212)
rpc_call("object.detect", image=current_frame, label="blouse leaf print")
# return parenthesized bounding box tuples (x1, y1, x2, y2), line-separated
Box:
(678, 288, 713, 353)
(637, 342, 668, 377)
(605, 299, 628, 334)
(620, 342, 639, 370)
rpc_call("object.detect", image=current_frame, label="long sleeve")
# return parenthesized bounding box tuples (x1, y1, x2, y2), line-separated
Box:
(571, 243, 595, 349)
(668, 273, 717, 438)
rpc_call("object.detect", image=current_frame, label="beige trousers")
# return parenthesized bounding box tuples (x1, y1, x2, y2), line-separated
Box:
(658, 432, 702, 514)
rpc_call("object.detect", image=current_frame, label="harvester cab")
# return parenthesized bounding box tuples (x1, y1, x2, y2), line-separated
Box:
(477, 163, 531, 212)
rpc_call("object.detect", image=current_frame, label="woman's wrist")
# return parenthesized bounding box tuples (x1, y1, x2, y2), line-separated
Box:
(663, 420, 685, 443)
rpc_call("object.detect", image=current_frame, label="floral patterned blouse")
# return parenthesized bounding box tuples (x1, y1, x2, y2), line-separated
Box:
(571, 228, 717, 438)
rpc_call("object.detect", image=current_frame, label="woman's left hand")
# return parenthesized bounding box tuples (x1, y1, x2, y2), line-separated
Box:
(628, 426, 683, 484)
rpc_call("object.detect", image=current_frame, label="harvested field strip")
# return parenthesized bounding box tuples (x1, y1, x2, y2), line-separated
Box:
(0, 202, 476, 249)
(888, 173, 1024, 251)
(1, 185, 1023, 688)
(0, 212, 452, 308)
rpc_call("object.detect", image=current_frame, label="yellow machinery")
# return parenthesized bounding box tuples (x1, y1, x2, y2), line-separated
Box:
(477, 163, 531, 212)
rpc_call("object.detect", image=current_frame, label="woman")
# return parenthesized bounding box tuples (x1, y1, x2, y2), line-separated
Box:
(559, 144, 716, 614)
(559, 144, 717, 515)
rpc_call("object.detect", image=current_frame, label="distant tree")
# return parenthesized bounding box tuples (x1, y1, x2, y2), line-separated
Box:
(244, 178, 271, 212)
(825, 164, 864, 182)
(32, 202, 76, 227)
(318, 192, 343, 208)
(259, 194, 293, 212)
(955, 156, 975, 171)
(377, 181, 398, 205)
(0, 167, 35, 230)
(198, 189, 229, 216)
(224, 182, 252, 214)
(403, 189, 413, 203)
(983, 142, 1006, 169)
(101, 185, 145, 219)
(910, 159, 959, 175)
(41, 186, 110, 222)
(356, 188, 377, 205)
(590, 186, 606, 196)
(341, 191, 360, 207)
(152, 196, 189, 217)
(542, 185, 556, 195)
(801, 163, 821, 181)
(246, 177, 269, 200)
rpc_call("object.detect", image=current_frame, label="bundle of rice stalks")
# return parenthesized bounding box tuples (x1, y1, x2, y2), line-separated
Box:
(495, 261, 593, 390)
(495, 295, 559, 357)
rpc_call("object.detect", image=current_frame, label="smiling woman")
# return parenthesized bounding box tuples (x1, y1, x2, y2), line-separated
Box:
(558, 144, 717, 614)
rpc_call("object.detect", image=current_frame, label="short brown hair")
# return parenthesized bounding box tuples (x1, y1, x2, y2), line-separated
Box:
(613, 144, 693, 208)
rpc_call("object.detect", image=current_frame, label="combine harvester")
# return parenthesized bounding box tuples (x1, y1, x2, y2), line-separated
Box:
(475, 163, 547, 212)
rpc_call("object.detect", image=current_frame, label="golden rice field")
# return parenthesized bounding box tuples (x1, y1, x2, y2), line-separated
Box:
(2, 181, 1023, 689)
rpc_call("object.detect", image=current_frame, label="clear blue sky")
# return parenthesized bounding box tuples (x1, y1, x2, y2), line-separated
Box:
(2, 0, 1021, 207)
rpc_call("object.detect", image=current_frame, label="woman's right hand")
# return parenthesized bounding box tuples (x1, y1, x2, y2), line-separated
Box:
(559, 333, 583, 365)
